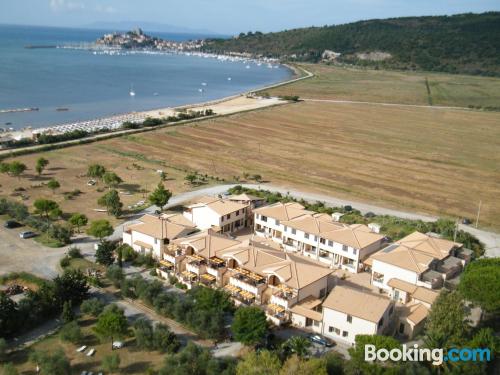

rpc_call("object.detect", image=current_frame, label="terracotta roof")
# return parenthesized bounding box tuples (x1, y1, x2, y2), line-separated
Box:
(396, 232, 461, 260)
(126, 213, 195, 240)
(254, 202, 312, 221)
(282, 213, 344, 235)
(321, 224, 384, 249)
(371, 244, 435, 274)
(322, 286, 392, 323)
(290, 298, 323, 322)
(133, 240, 153, 249)
(412, 287, 439, 305)
(404, 303, 429, 325)
(387, 278, 417, 294)
(177, 230, 241, 259)
(219, 242, 332, 290)
(188, 196, 248, 216)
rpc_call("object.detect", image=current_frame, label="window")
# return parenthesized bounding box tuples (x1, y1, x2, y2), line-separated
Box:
(329, 326, 340, 335)
(275, 219, 280, 225)
(284, 225, 288, 232)
(378, 318, 384, 327)
(353, 248, 357, 255)
(347, 314, 352, 323)
(319, 288, 326, 298)
(342, 331, 348, 337)
(328, 326, 335, 333)
(328, 240, 333, 247)
(262, 215, 267, 222)
(342, 244, 348, 252)
(154, 239, 158, 245)
(313, 320, 320, 327)
(320, 238, 326, 244)
(389, 306, 394, 316)
(226, 214, 231, 220)
(304, 233, 309, 239)
(291, 228, 296, 235)
(314, 236, 318, 241)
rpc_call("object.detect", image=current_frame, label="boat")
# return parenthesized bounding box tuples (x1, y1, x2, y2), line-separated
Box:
(245, 65, 251, 69)
(201, 82, 207, 86)
(227, 77, 232, 81)
(56, 108, 69, 111)
(198, 88, 204, 93)
(129, 84, 136, 97)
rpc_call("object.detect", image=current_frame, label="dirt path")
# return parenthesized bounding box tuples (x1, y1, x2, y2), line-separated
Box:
(302, 98, 474, 111)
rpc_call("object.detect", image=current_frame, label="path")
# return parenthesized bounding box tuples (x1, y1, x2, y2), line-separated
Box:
(302, 98, 476, 111)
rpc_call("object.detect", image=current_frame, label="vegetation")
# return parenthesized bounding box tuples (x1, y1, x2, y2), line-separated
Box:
(47, 178, 61, 193)
(80, 297, 105, 317)
(94, 304, 129, 347)
(101, 353, 121, 373)
(103, 171, 123, 189)
(87, 163, 107, 179)
(231, 306, 268, 346)
(59, 321, 83, 343)
(133, 318, 180, 353)
(97, 189, 123, 217)
(29, 349, 71, 375)
(68, 213, 88, 233)
(459, 258, 500, 313)
(148, 182, 172, 211)
(35, 157, 49, 175)
(87, 219, 114, 240)
(236, 350, 281, 375)
(204, 12, 500, 76)
(95, 240, 116, 266)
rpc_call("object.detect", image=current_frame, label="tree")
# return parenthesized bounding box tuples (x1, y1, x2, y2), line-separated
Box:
(35, 157, 49, 175)
(236, 350, 281, 375)
(459, 258, 500, 313)
(148, 183, 172, 211)
(425, 291, 469, 348)
(87, 164, 106, 179)
(59, 321, 82, 343)
(103, 171, 123, 189)
(53, 269, 89, 307)
(106, 264, 124, 287)
(47, 178, 60, 194)
(30, 349, 71, 375)
(184, 172, 197, 186)
(8, 161, 27, 179)
(33, 199, 60, 223)
(347, 335, 401, 374)
(0, 292, 17, 337)
(0, 162, 10, 174)
(96, 240, 116, 266)
(94, 304, 129, 348)
(231, 306, 268, 346)
(252, 174, 263, 183)
(80, 298, 105, 317)
(284, 336, 311, 358)
(68, 213, 88, 233)
(87, 219, 114, 241)
(61, 300, 75, 323)
(159, 171, 167, 181)
(102, 353, 121, 373)
(98, 190, 123, 217)
(153, 324, 180, 353)
(0, 338, 7, 362)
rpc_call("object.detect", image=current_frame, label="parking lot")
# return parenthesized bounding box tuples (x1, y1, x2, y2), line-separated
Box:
(0, 222, 69, 279)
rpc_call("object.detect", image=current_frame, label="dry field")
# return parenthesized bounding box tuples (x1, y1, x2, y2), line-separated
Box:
(268, 64, 500, 107)
(3, 100, 498, 228)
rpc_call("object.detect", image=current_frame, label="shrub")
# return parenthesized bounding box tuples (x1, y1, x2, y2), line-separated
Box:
(59, 256, 70, 268)
(67, 247, 82, 259)
(118, 244, 137, 262)
(106, 265, 125, 288)
(80, 298, 105, 317)
(59, 321, 82, 343)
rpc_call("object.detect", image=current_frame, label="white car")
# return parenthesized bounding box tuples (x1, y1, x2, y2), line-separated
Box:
(112, 341, 124, 349)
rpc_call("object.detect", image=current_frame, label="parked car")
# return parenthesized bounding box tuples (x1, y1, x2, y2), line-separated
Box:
(112, 341, 124, 349)
(462, 218, 472, 225)
(308, 334, 334, 347)
(4, 220, 22, 229)
(19, 231, 36, 239)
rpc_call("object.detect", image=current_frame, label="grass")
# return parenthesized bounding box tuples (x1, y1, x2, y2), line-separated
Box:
(65, 258, 105, 274)
(5, 316, 166, 374)
(33, 233, 65, 248)
(265, 64, 500, 108)
(0, 272, 46, 290)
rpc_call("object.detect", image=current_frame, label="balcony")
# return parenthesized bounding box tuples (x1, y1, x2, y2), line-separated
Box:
(420, 270, 444, 289)
(271, 284, 298, 309)
(224, 284, 256, 305)
(266, 304, 288, 326)
(372, 272, 384, 284)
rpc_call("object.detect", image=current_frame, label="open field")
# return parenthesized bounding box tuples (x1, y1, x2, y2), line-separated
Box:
(3, 100, 499, 229)
(7, 316, 165, 374)
(265, 64, 500, 107)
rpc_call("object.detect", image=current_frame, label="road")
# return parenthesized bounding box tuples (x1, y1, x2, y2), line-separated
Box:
(114, 183, 499, 258)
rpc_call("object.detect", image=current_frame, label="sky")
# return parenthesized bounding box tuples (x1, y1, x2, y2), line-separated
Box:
(0, 0, 499, 35)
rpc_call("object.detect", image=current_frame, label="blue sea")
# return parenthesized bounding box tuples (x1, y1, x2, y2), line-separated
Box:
(0, 25, 291, 130)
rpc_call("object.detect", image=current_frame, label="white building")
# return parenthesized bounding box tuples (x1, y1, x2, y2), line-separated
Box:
(123, 213, 197, 259)
(370, 231, 468, 291)
(320, 286, 394, 345)
(254, 202, 385, 273)
(183, 196, 249, 234)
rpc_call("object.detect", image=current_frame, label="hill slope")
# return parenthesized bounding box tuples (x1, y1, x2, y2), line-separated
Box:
(203, 12, 500, 76)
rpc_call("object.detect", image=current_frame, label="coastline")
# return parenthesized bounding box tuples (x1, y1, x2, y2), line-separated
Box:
(2, 63, 310, 143)
(0, 64, 313, 156)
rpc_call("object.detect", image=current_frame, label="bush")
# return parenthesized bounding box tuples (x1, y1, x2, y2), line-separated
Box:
(80, 298, 105, 317)
(59, 321, 82, 343)
(68, 247, 83, 259)
(59, 256, 70, 268)
(118, 244, 137, 262)
(133, 253, 156, 268)
(106, 265, 125, 288)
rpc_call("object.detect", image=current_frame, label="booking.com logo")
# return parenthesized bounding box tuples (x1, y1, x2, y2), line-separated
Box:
(365, 344, 492, 366)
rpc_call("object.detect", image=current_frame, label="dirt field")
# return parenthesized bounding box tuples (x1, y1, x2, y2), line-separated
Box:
(266, 64, 500, 108)
(3, 100, 498, 229)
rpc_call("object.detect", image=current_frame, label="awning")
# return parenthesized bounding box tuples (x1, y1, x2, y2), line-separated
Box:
(181, 271, 197, 279)
(159, 260, 174, 268)
(200, 273, 216, 282)
(240, 290, 256, 300)
(278, 284, 294, 294)
(224, 284, 241, 293)
(187, 254, 205, 262)
(133, 240, 153, 249)
(209, 257, 225, 265)
(268, 303, 285, 313)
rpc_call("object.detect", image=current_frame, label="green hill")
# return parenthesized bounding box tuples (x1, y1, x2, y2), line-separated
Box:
(203, 12, 500, 76)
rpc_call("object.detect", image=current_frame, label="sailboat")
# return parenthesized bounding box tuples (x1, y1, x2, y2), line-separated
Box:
(129, 84, 136, 97)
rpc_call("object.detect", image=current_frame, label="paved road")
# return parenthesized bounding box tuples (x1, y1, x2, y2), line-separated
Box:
(114, 183, 499, 258)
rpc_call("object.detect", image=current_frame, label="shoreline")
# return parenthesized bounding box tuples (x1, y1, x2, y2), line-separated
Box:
(2, 63, 310, 143)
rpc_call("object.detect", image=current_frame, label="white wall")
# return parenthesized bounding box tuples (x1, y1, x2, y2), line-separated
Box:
(322, 308, 378, 345)
(371, 259, 420, 290)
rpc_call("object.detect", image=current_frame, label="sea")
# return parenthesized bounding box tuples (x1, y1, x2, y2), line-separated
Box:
(0, 24, 292, 131)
